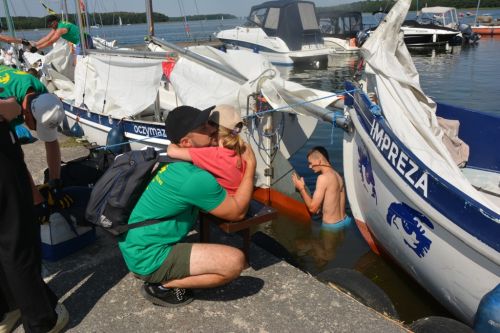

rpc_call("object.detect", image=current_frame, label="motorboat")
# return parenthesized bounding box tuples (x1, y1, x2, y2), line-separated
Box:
(401, 7, 480, 47)
(215, 0, 330, 67)
(472, 15, 500, 36)
(319, 11, 363, 54)
(340, 0, 499, 327)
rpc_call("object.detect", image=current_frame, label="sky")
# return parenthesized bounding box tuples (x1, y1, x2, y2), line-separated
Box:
(6, 0, 352, 18)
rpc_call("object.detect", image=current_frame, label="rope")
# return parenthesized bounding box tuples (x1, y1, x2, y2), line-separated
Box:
(242, 88, 358, 120)
(177, 0, 192, 40)
(193, 0, 207, 37)
(101, 53, 112, 113)
(96, 88, 359, 154)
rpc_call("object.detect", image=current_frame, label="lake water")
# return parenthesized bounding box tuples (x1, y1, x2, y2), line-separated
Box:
(18, 12, 500, 323)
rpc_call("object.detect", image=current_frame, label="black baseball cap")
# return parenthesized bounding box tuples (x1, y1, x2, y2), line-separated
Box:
(165, 105, 215, 144)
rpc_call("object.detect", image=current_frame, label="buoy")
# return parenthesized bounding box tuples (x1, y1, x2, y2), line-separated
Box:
(70, 117, 84, 138)
(410, 316, 474, 333)
(106, 121, 131, 154)
(316, 267, 399, 319)
(474, 283, 500, 333)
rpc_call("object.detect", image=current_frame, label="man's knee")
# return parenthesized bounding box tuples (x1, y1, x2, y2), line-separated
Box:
(224, 248, 245, 280)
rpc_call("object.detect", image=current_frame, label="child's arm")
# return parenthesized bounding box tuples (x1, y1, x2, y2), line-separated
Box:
(167, 144, 192, 161)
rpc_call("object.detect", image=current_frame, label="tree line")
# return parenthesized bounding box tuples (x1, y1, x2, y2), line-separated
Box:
(318, 0, 500, 13)
(2, 12, 236, 31)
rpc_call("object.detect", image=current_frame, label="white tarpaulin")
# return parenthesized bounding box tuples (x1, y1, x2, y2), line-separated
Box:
(169, 46, 336, 115)
(74, 55, 163, 118)
(361, 0, 496, 210)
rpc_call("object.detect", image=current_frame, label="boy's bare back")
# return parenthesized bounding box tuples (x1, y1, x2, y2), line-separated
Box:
(316, 168, 346, 223)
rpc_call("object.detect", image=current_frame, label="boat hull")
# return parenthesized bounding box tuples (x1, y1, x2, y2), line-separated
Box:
(216, 27, 330, 67)
(402, 27, 461, 47)
(63, 102, 169, 150)
(472, 26, 500, 36)
(343, 86, 500, 325)
(323, 37, 359, 54)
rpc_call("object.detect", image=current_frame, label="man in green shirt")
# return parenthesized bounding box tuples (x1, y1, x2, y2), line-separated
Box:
(32, 15, 93, 55)
(119, 105, 256, 307)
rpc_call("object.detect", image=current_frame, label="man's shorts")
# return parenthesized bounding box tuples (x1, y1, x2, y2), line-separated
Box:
(134, 243, 192, 284)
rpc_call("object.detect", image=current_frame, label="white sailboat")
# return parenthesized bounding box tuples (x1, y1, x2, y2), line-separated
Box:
(42, 1, 342, 192)
(118, 16, 123, 26)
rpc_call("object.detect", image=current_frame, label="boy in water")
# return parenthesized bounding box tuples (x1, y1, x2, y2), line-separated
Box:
(167, 104, 246, 194)
(292, 146, 350, 225)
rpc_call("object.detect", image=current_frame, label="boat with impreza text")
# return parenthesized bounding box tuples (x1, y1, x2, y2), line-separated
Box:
(342, 0, 499, 327)
(273, 0, 499, 328)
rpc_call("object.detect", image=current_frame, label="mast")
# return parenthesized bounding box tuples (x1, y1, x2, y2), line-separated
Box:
(145, 0, 160, 121)
(83, 0, 91, 34)
(3, 0, 16, 38)
(474, 0, 481, 26)
(75, 0, 86, 56)
(145, 0, 154, 37)
(62, 0, 69, 21)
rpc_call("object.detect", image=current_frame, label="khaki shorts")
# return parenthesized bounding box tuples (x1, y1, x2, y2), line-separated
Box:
(134, 243, 192, 284)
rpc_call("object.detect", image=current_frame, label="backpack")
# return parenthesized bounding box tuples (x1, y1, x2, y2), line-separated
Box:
(85, 147, 174, 236)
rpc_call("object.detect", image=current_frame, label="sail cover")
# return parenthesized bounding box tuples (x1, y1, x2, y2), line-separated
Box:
(360, 0, 496, 210)
(74, 55, 163, 118)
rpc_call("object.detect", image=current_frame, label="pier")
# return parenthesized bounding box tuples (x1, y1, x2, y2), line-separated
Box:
(19, 134, 408, 332)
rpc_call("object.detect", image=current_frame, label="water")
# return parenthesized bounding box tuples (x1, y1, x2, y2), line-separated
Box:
(18, 15, 500, 323)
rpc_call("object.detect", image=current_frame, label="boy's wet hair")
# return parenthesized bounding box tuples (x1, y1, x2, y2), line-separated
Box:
(307, 146, 330, 162)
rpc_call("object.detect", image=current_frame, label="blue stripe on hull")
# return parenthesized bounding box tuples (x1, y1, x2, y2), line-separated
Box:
(63, 102, 168, 141)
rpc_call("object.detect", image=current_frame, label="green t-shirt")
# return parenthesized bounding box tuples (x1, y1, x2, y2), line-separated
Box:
(0, 66, 48, 127)
(118, 162, 226, 275)
(58, 21, 81, 44)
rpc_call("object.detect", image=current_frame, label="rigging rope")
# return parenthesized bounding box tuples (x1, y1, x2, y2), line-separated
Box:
(177, 0, 192, 40)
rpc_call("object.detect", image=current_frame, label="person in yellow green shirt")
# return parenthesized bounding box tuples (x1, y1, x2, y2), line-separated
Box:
(0, 65, 71, 222)
(32, 15, 93, 55)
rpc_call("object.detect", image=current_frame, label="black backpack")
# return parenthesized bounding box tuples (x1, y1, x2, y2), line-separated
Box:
(85, 147, 174, 236)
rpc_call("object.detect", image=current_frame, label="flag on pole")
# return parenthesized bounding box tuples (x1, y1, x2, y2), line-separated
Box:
(39, 0, 57, 15)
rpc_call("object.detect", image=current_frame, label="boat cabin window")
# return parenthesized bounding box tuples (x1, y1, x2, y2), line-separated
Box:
(321, 14, 363, 36)
(264, 8, 280, 30)
(298, 2, 320, 30)
(320, 18, 334, 34)
(247, 8, 267, 27)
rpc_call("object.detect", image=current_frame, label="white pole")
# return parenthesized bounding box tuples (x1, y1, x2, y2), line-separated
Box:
(474, 0, 481, 26)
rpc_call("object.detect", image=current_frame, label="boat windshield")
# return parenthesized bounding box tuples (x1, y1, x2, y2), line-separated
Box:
(320, 13, 363, 37)
(245, 8, 267, 27)
(418, 8, 458, 28)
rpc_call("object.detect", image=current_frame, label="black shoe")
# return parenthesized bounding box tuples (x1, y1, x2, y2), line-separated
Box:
(141, 283, 194, 307)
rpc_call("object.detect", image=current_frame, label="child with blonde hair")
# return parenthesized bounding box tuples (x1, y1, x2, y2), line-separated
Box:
(167, 104, 247, 194)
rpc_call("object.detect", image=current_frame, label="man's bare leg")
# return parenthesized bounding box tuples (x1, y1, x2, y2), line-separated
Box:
(162, 243, 245, 289)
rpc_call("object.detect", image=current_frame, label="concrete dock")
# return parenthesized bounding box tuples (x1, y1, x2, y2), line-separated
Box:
(18, 134, 408, 332)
